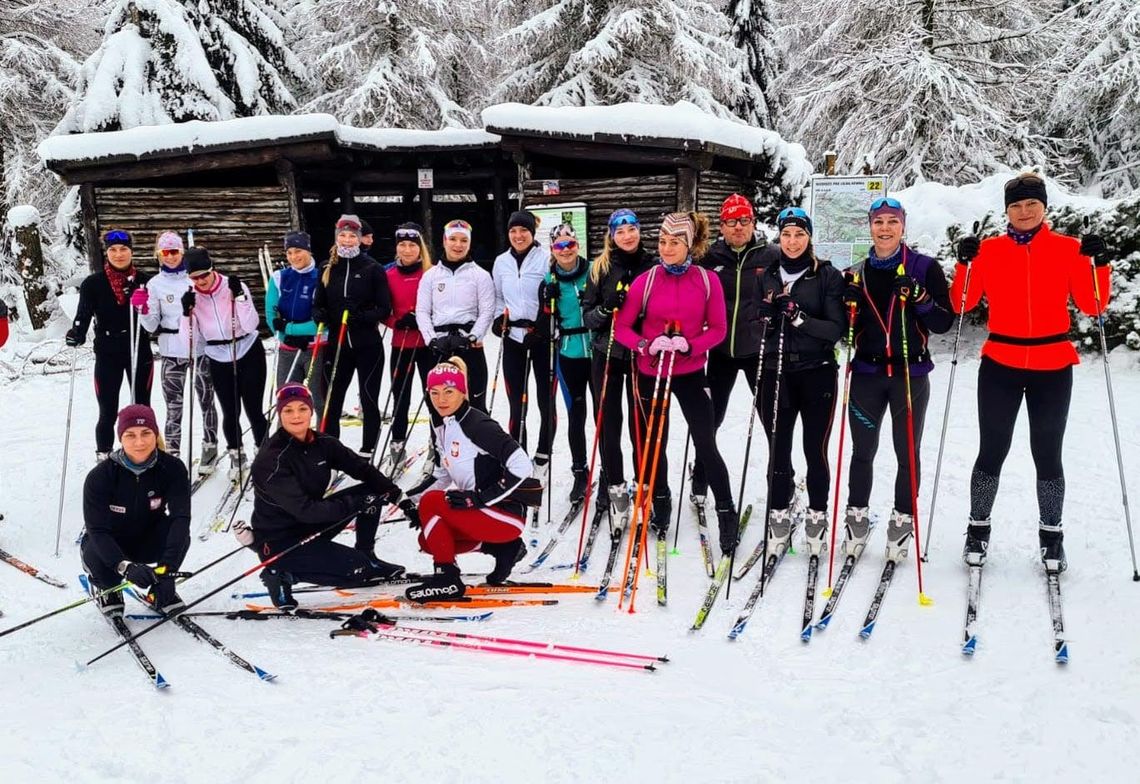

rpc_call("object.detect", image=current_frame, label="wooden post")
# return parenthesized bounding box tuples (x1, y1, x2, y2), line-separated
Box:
(824, 151, 838, 176)
(492, 172, 507, 240)
(79, 183, 101, 272)
(419, 187, 433, 247)
(676, 166, 699, 212)
(276, 159, 304, 230)
(9, 208, 50, 330)
(341, 180, 355, 214)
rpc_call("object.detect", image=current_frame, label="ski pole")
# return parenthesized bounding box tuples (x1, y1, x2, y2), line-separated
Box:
(896, 266, 931, 606)
(373, 341, 414, 461)
(320, 309, 350, 432)
(671, 432, 691, 554)
(547, 287, 558, 527)
(187, 304, 196, 481)
(305, 322, 326, 387)
(128, 275, 139, 406)
(488, 309, 508, 413)
(229, 291, 245, 488)
(759, 311, 788, 599)
(53, 349, 78, 557)
(1084, 221, 1138, 581)
(573, 318, 618, 576)
(922, 223, 977, 561)
(378, 341, 409, 428)
(726, 318, 768, 599)
(84, 517, 351, 667)
(827, 300, 858, 590)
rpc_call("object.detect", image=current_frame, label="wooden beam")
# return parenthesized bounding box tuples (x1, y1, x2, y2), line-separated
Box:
(80, 183, 101, 272)
(275, 159, 303, 231)
(676, 166, 699, 212)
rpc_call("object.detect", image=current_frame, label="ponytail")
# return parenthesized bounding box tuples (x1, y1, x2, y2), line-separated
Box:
(689, 211, 711, 259)
(590, 233, 615, 284)
(321, 245, 339, 287)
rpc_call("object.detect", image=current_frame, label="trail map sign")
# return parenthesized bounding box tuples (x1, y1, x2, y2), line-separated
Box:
(808, 175, 889, 270)
(526, 202, 588, 256)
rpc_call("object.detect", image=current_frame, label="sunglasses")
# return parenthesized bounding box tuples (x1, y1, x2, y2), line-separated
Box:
(869, 197, 904, 210)
(159, 248, 182, 257)
(608, 210, 639, 230)
(551, 239, 578, 251)
(395, 230, 421, 241)
(721, 218, 754, 228)
(445, 220, 472, 231)
(777, 207, 810, 222)
(276, 385, 312, 406)
(189, 271, 211, 281)
(104, 229, 131, 245)
(1005, 173, 1044, 190)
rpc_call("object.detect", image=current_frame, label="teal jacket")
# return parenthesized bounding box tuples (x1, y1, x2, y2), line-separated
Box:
(545, 256, 591, 360)
(265, 265, 322, 340)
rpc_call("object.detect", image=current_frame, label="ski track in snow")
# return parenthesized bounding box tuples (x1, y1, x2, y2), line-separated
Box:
(1, 332, 1139, 782)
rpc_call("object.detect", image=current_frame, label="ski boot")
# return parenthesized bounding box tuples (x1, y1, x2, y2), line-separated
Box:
(766, 508, 796, 558)
(885, 509, 914, 562)
(802, 508, 828, 557)
(226, 449, 247, 483)
(1039, 523, 1067, 573)
(88, 577, 124, 617)
(533, 454, 550, 490)
(689, 469, 708, 510)
(569, 466, 588, 502)
(841, 506, 872, 559)
(148, 579, 185, 614)
(361, 555, 407, 581)
(260, 568, 297, 611)
(406, 563, 466, 603)
(380, 439, 406, 476)
(716, 506, 739, 555)
(198, 442, 218, 477)
(649, 493, 672, 536)
(963, 519, 991, 567)
(482, 538, 528, 585)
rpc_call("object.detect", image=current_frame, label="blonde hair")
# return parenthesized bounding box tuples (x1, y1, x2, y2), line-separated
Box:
(321, 244, 338, 287)
(152, 230, 183, 262)
(412, 236, 434, 269)
(444, 355, 468, 377)
(590, 233, 617, 284)
(685, 211, 712, 259)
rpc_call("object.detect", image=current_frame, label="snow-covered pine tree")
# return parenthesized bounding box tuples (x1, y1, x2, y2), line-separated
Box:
(54, 0, 304, 134)
(1046, 0, 1140, 196)
(292, 0, 475, 128)
(725, 0, 782, 128)
(492, 0, 744, 119)
(778, 0, 1061, 185)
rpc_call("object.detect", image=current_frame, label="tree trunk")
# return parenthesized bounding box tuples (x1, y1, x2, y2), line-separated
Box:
(13, 219, 50, 330)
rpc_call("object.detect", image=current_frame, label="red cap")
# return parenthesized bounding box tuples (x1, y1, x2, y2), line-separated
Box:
(721, 194, 754, 222)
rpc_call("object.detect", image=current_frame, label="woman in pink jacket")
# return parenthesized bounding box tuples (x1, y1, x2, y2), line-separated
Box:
(615, 211, 739, 554)
(186, 247, 267, 480)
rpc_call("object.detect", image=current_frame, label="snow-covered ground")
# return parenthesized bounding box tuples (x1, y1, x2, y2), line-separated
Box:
(2, 330, 1139, 783)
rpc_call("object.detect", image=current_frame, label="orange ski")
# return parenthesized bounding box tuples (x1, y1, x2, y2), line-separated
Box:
(245, 597, 559, 613)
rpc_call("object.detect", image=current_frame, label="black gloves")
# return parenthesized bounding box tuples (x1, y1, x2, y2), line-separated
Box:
(1080, 234, 1109, 267)
(180, 290, 196, 317)
(120, 561, 158, 588)
(228, 274, 244, 298)
(399, 498, 421, 529)
(956, 236, 980, 265)
(430, 334, 468, 356)
(149, 577, 184, 613)
(395, 312, 418, 330)
(446, 489, 484, 509)
(602, 286, 627, 310)
(282, 334, 310, 350)
(65, 328, 83, 347)
(775, 293, 802, 324)
(893, 274, 930, 305)
(272, 316, 288, 333)
(539, 281, 560, 304)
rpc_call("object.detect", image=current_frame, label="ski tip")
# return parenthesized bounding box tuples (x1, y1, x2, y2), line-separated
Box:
(962, 636, 977, 656)
(815, 614, 832, 631)
(918, 592, 934, 607)
(255, 666, 277, 682)
(1055, 642, 1069, 665)
(800, 626, 813, 643)
(154, 672, 171, 689)
(859, 621, 875, 640)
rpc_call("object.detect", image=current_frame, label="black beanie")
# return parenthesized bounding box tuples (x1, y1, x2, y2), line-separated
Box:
(508, 210, 537, 236)
(1004, 175, 1048, 209)
(360, 219, 374, 237)
(185, 247, 213, 275)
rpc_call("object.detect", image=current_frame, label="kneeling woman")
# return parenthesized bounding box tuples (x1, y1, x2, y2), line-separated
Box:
(405, 358, 540, 602)
(81, 404, 191, 615)
(249, 383, 415, 610)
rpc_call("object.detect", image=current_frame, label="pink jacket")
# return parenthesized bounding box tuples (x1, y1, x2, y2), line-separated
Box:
(190, 272, 261, 363)
(615, 261, 727, 376)
(384, 263, 427, 349)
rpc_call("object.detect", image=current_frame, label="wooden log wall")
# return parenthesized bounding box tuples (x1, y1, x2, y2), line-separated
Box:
(93, 186, 295, 317)
(697, 170, 754, 222)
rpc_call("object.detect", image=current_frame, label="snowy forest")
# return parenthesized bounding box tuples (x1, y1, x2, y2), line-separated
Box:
(1, 0, 1139, 332)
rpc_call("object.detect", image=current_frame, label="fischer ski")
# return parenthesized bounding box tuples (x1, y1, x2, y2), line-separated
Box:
(726, 535, 791, 641)
(552, 500, 607, 571)
(197, 478, 241, 541)
(800, 555, 819, 642)
(814, 555, 858, 632)
(79, 575, 168, 689)
(690, 504, 753, 631)
(524, 483, 596, 572)
(858, 560, 898, 640)
(1045, 568, 1068, 664)
(595, 515, 629, 601)
(656, 529, 667, 606)
(0, 547, 67, 588)
(694, 503, 715, 578)
(962, 564, 982, 656)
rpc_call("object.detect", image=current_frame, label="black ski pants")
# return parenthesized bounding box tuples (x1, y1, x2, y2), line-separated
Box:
(81, 519, 189, 590)
(209, 346, 268, 451)
(556, 356, 593, 470)
(847, 371, 931, 515)
(501, 338, 554, 456)
(323, 341, 385, 451)
(93, 350, 153, 452)
(592, 352, 639, 487)
(691, 351, 760, 493)
(387, 345, 434, 442)
(759, 364, 837, 511)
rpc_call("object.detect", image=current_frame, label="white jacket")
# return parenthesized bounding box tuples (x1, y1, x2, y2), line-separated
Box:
(140, 270, 194, 359)
(492, 244, 551, 343)
(416, 260, 496, 344)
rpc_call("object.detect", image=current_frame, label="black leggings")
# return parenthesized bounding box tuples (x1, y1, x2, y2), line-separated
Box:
(556, 356, 593, 469)
(970, 357, 1072, 525)
(93, 350, 153, 452)
(209, 347, 268, 450)
(692, 351, 759, 491)
(592, 352, 639, 486)
(501, 338, 554, 456)
(635, 370, 734, 510)
(387, 346, 433, 442)
(81, 517, 188, 589)
(847, 372, 931, 515)
(759, 364, 837, 511)
(323, 341, 385, 450)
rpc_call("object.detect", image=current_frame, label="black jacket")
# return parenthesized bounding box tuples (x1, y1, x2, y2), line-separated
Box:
(580, 245, 655, 361)
(313, 252, 391, 349)
(251, 428, 402, 546)
(82, 450, 190, 569)
(71, 269, 154, 358)
(700, 238, 776, 358)
(755, 254, 846, 373)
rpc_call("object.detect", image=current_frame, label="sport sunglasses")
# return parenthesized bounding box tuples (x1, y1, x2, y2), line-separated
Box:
(104, 229, 131, 245)
(777, 207, 810, 222)
(551, 239, 578, 251)
(869, 197, 904, 210)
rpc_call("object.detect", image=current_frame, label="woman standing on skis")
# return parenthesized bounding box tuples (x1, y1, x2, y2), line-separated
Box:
(312, 214, 392, 455)
(380, 222, 435, 473)
(404, 357, 540, 602)
(140, 230, 220, 475)
(754, 208, 845, 561)
(614, 212, 739, 554)
(953, 173, 1110, 572)
(65, 229, 154, 460)
(580, 208, 656, 526)
(492, 210, 555, 476)
(543, 223, 594, 501)
(266, 230, 327, 419)
(841, 198, 954, 564)
(415, 219, 496, 412)
(186, 247, 267, 481)
(248, 383, 414, 611)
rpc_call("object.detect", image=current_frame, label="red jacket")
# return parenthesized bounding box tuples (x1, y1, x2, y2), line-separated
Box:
(384, 262, 427, 349)
(951, 225, 1110, 371)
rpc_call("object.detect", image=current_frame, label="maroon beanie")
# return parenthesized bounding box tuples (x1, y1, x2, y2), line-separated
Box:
(117, 404, 159, 439)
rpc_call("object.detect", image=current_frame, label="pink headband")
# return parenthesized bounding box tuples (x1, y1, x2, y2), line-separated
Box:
(427, 364, 467, 395)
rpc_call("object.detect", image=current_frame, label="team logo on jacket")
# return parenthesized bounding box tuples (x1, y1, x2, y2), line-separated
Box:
(437, 283, 446, 292)
(149, 497, 163, 510)
(450, 440, 460, 458)
(166, 294, 174, 303)
(109, 504, 126, 513)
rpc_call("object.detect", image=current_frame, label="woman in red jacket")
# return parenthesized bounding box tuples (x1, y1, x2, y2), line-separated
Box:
(381, 222, 434, 474)
(953, 173, 1110, 572)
